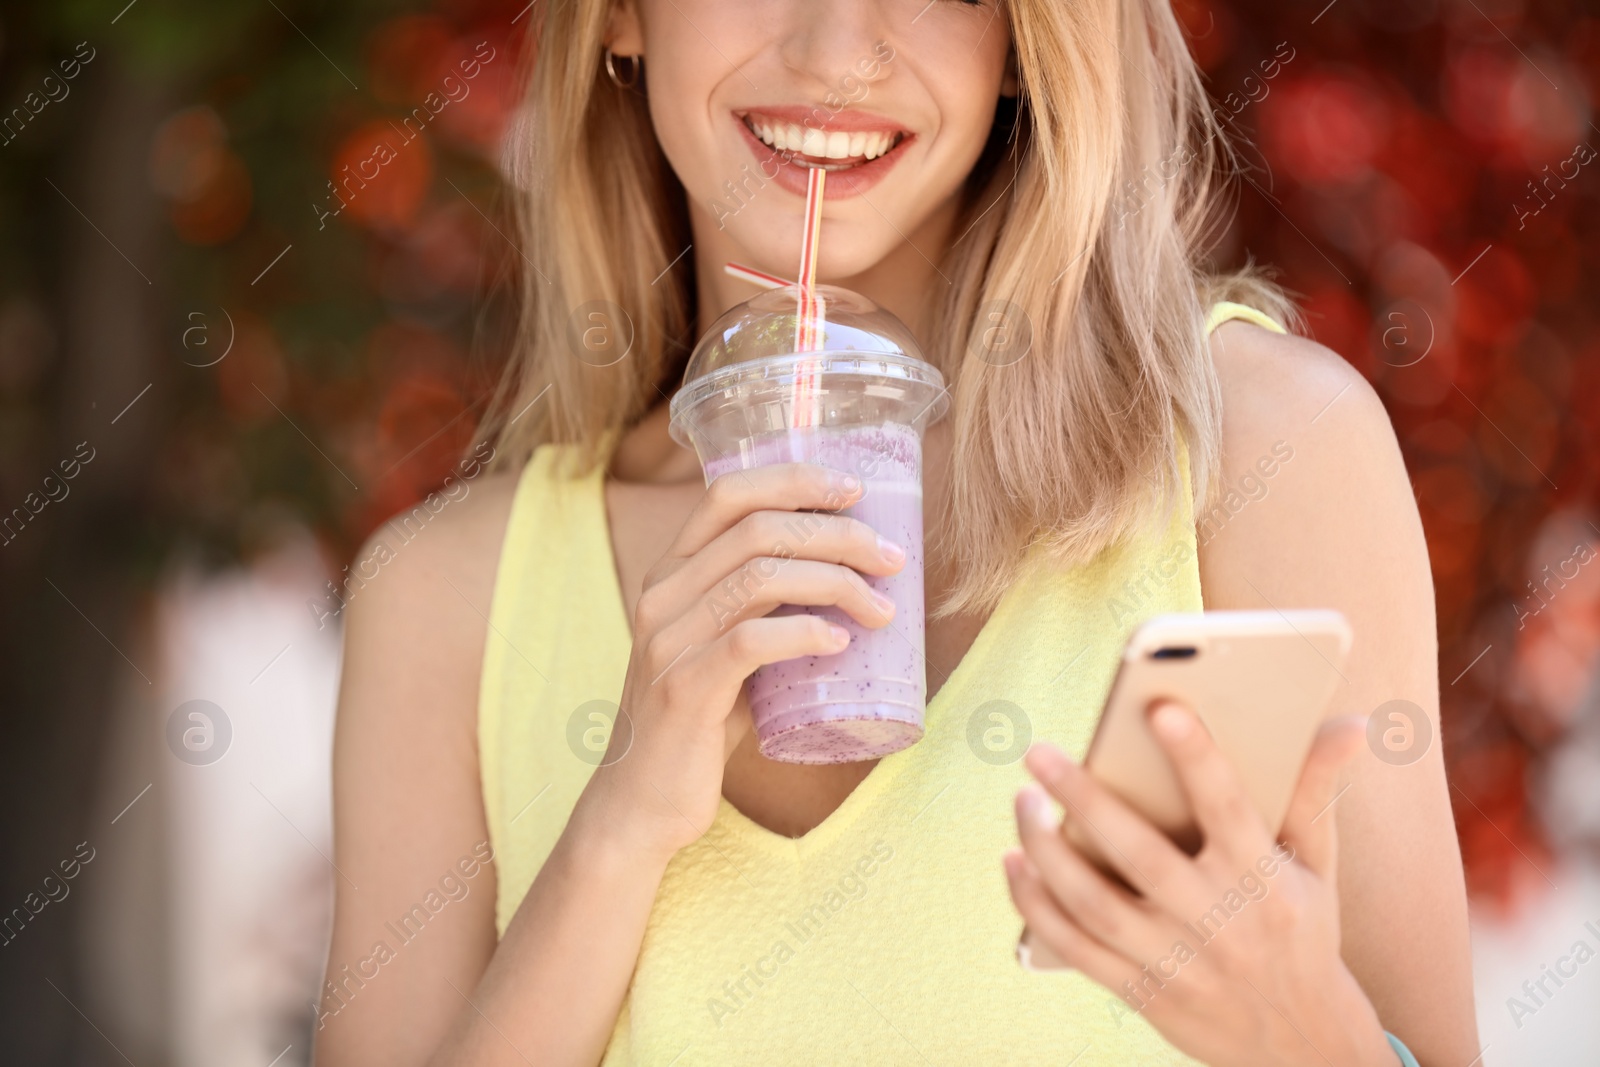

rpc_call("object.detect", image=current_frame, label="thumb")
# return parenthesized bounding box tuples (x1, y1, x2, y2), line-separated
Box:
(1278, 716, 1364, 878)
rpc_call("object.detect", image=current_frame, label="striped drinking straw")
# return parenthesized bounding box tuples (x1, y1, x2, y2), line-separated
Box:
(723, 261, 789, 290)
(793, 167, 827, 429)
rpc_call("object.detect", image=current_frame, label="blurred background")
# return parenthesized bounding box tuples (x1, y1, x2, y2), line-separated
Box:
(0, 0, 1595, 1063)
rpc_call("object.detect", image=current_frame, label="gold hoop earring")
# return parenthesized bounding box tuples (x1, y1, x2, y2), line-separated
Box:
(604, 49, 640, 89)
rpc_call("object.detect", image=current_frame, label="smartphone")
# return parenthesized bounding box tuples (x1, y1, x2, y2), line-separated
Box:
(1018, 609, 1351, 972)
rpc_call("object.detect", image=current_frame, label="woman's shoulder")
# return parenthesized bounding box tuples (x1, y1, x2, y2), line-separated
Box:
(360, 460, 521, 601)
(1198, 318, 1423, 602)
(1204, 318, 1403, 502)
(355, 462, 526, 624)
(1207, 316, 1385, 439)
(338, 458, 528, 732)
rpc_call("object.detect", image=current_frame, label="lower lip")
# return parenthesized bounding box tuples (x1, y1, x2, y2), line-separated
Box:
(732, 117, 912, 200)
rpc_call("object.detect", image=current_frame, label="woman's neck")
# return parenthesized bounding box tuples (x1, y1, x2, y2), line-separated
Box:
(611, 401, 703, 484)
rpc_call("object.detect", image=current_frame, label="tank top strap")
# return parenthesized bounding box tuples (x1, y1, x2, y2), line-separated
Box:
(478, 443, 631, 934)
(1206, 301, 1287, 336)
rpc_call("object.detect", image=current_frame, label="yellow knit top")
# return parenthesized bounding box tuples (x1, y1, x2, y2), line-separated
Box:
(477, 304, 1287, 1064)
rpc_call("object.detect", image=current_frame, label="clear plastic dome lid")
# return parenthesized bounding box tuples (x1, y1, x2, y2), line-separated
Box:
(668, 284, 949, 448)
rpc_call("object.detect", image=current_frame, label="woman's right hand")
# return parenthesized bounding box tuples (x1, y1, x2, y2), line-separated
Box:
(570, 462, 906, 865)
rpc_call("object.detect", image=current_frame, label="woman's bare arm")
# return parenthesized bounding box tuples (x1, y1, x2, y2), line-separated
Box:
(1199, 322, 1479, 1064)
(314, 471, 511, 1064)
(315, 471, 671, 1067)
(317, 460, 902, 1066)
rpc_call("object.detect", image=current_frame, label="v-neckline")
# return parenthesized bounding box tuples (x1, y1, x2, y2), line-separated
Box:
(579, 449, 1034, 860)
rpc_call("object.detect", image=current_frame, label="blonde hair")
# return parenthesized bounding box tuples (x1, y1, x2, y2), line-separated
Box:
(473, 0, 1298, 617)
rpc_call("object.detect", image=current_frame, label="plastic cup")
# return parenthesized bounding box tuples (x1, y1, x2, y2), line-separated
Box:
(669, 284, 949, 764)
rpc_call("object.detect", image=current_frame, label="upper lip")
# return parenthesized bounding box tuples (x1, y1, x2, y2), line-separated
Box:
(733, 105, 910, 136)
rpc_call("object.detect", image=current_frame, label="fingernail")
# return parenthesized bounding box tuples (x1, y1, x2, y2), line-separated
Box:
(1016, 939, 1038, 971)
(828, 470, 863, 495)
(1020, 787, 1056, 833)
(1025, 742, 1072, 779)
(1152, 702, 1191, 740)
(1002, 849, 1023, 879)
(826, 623, 851, 648)
(877, 535, 906, 565)
(870, 589, 895, 615)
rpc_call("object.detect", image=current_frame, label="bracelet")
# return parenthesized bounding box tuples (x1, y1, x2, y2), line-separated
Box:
(1385, 1031, 1421, 1067)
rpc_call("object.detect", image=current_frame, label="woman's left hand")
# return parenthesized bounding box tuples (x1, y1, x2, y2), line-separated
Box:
(1003, 702, 1399, 1067)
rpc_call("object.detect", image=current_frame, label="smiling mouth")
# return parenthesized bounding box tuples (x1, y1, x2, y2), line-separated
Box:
(740, 113, 907, 171)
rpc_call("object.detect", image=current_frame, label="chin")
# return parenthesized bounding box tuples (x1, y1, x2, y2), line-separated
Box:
(711, 212, 910, 288)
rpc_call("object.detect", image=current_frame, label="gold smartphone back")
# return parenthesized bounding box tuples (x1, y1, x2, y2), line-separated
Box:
(1085, 610, 1351, 851)
(1020, 610, 1351, 973)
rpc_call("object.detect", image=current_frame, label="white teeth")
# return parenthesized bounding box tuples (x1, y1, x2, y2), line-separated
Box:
(745, 116, 901, 162)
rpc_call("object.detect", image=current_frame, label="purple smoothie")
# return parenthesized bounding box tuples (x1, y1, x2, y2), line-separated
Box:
(704, 422, 926, 763)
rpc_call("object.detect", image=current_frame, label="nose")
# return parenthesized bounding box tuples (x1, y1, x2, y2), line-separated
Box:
(776, 0, 893, 97)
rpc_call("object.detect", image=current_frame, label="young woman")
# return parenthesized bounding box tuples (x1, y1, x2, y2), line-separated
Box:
(319, 1, 1478, 1064)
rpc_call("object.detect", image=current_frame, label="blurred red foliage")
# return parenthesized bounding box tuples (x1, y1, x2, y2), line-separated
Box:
(329, 119, 436, 231)
(1215, 2, 1600, 911)
(150, 106, 253, 245)
(367, 15, 459, 105)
